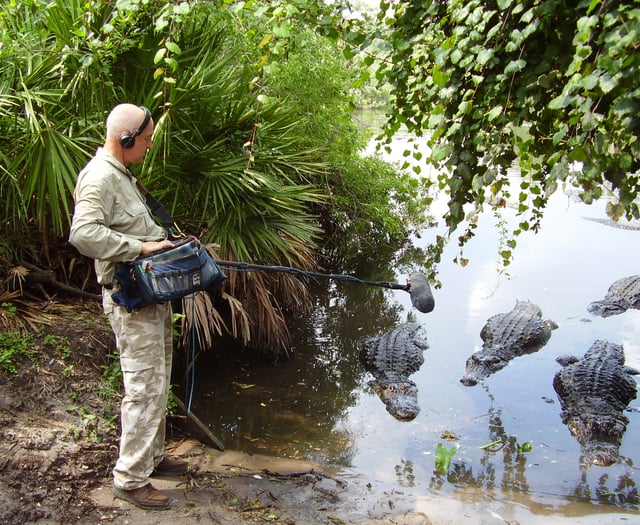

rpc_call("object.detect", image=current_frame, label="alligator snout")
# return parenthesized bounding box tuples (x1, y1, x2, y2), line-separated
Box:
(371, 379, 420, 421)
(587, 448, 619, 467)
(459, 375, 478, 387)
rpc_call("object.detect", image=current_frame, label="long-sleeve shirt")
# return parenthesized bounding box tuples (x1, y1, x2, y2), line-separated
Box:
(69, 148, 166, 285)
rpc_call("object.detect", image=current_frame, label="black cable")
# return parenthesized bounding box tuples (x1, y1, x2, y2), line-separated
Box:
(214, 260, 410, 291)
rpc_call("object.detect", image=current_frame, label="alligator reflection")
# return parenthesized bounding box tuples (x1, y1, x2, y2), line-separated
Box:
(572, 463, 639, 507)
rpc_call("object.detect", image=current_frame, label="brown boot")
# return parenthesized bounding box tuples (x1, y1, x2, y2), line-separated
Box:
(152, 456, 189, 476)
(113, 483, 171, 510)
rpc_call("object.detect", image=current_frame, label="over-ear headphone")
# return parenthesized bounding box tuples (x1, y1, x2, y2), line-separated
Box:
(119, 106, 151, 149)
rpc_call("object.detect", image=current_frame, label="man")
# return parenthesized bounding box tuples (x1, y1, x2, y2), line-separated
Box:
(69, 103, 188, 510)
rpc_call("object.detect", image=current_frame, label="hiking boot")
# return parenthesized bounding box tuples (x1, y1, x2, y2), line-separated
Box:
(152, 456, 189, 476)
(113, 483, 171, 510)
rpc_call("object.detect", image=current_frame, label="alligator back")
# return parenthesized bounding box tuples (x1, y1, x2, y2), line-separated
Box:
(359, 322, 428, 421)
(479, 300, 553, 349)
(460, 301, 555, 386)
(553, 339, 639, 466)
(360, 322, 428, 377)
(587, 275, 640, 317)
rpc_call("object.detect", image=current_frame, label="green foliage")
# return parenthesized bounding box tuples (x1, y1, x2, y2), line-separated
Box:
(228, 5, 433, 251)
(167, 384, 178, 415)
(1, 302, 17, 318)
(517, 440, 533, 454)
(434, 442, 459, 475)
(246, 0, 640, 273)
(43, 334, 72, 360)
(99, 351, 123, 400)
(172, 313, 186, 339)
(0, 0, 427, 352)
(374, 0, 640, 271)
(0, 331, 35, 374)
(480, 437, 532, 455)
(0, 0, 428, 267)
(0, 0, 117, 236)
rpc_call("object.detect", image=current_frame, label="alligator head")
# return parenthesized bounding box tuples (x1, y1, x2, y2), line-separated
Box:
(460, 301, 555, 386)
(368, 376, 419, 421)
(459, 351, 506, 386)
(566, 413, 629, 466)
(587, 275, 640, 317)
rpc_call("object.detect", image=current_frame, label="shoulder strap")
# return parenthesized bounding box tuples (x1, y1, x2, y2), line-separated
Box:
(135, 180, 183, 236)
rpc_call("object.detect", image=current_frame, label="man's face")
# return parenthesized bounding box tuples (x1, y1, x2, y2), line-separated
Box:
(124, 118, 154, 165)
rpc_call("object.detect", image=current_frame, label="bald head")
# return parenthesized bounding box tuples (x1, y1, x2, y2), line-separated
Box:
(106, 104, 150, 141)
(103, 103, 154, 166)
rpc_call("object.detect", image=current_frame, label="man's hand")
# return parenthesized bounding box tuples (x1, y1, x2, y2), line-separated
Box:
(140, 239, 174, 255)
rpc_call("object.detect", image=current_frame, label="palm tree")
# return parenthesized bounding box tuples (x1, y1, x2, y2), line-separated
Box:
(0, 0, 328, 354)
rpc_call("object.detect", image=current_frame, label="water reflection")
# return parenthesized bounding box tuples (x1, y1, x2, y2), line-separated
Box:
(186, 115, 640, 519)
(186, 193, 640, 521)
(188, 247, 416, 466)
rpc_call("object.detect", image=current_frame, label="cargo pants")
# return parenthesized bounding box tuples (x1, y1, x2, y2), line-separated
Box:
(103, 286, 173, 490)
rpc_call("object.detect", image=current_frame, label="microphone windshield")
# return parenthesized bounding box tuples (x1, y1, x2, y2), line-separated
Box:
(408, 272, 434, 313)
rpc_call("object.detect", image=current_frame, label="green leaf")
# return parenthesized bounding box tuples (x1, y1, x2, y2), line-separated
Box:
(504, 59, 526, 75)
(434, 443, 458, 474)
(173, 2, 191, 15)
(479, 439, 504, 450)
(517, 441, 533, 453)
(486, 106, 503, 121)
(165, 41, 182, 55)
(273, 22, 291, 38)
(154, 47, 167, 65)
(598, 73, 618, 94)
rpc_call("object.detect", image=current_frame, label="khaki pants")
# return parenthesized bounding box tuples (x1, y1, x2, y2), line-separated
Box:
(103, 288, 173, 490)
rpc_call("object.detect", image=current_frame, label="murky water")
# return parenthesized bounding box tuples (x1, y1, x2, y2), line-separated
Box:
(188, 118, 640, 523)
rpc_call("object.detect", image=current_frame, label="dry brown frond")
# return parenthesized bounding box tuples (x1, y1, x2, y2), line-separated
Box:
(219, 290, 251, 344)
(6, 265, 29, 294)
(0, 297, 60, 332)
(180, 292, 228, 349)
(185, 243, 316, 356)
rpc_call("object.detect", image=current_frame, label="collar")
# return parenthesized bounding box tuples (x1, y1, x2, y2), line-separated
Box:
(95, 147, 134, 179)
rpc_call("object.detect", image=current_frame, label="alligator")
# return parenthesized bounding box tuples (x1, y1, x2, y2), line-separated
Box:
(359, 322, 428, 421)
(553, 339, 639, 466)
(587, 275, 640, 317)
(460, 301, 556, 386)
(582, 216, 640, 231)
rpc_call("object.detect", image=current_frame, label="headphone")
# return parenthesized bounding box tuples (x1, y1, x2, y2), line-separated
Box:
(119, 106, 152, 149)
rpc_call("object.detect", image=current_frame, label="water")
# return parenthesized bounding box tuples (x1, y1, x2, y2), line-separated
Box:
(189, 120, 640, 523)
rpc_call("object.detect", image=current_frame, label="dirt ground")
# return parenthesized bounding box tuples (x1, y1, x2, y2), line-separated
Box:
(0, 300, 431, 525)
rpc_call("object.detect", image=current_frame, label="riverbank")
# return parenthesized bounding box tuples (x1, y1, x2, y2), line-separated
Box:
(0, 300, 431, 524)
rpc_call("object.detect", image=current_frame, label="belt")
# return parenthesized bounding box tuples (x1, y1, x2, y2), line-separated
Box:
(104, 283, 114, 290)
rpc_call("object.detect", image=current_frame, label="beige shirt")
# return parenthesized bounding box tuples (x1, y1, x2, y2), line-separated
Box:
(69, 148, 166, 285)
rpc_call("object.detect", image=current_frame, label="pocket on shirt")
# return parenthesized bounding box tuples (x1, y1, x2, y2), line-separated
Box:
(114, 200, 147, 221)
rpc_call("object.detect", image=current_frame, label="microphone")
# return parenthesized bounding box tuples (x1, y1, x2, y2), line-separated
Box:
(408, 272, 434, 313)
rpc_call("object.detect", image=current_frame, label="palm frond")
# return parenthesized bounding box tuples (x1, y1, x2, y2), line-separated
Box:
(180, 292, 228, 350)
